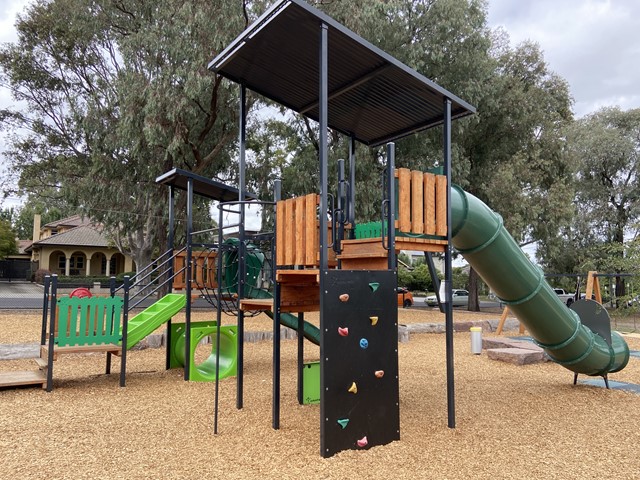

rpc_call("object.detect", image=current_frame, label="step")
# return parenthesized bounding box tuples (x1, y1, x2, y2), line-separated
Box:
(34, 357, 48, 369)
(41, 344, 122, 356)
(276, 269, 319, 285)
(0, 370, 46, 388)
(486, 347, 545, 365)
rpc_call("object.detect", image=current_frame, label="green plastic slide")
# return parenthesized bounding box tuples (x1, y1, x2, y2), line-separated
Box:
(125, 293, 187, 349)
(450, 186, 629, 376)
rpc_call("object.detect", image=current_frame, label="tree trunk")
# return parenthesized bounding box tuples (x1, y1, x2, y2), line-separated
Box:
(468, 267, 481, 312)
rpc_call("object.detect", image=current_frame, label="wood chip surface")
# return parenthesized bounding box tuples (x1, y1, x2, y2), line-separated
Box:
(1, 309, 639, 479)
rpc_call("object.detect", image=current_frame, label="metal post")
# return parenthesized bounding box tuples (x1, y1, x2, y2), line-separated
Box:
(348, 137, 356, 237)
(46, 275, 58, 392)
(386, 142, 396, 270)
(336, 158, 345, 255)
(184, 176, 194, 381)
(319, 21, 329, 457)
(166, 185, 175, 370)
(40, 275, 50, 345)
(120, 275, 129, 387)
(443, 98, 455, 428)
(272, 178, 282, 425)
(237, 84, 247, 409)
(297, 312, 304, 405)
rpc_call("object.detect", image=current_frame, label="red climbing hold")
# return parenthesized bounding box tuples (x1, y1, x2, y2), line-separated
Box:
(338, 327, 349, 337)
(357, 436, 368, 448)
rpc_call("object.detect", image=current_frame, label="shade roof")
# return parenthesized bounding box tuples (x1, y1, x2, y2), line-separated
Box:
(155, 168, 257, 202)
(209, 0, 475, 147)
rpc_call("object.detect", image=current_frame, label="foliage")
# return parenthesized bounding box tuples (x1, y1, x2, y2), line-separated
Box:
(33, 268, 51, 284)
(0, 220, 18, 258)
(0, 0, 264, 273)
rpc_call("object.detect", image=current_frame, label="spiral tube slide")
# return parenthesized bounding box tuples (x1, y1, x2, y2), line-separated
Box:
(450, 186, 629, 376)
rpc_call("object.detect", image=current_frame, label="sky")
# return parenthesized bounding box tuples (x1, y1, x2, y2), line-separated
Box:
(1, 0, 640, 210)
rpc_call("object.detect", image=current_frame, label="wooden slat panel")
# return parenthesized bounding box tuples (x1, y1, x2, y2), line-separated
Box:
(295, 196, 305, 264)
(424, 173, 436, 235)
(397, 168, 411, 232)
(411, 170, 424, 234)
(305, 194, 317, 266)
(284, 198, 295, 266)
(436, 175, 447, 236)
(276, 200, 285, 266)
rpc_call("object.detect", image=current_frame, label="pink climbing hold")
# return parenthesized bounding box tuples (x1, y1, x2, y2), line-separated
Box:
(338, 327, 349, 337)
(357, 436, 368, 448)
(374, 370, 384, 378)
(339, 293, 350, 302)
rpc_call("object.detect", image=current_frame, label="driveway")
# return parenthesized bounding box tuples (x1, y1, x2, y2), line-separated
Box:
(0, 281, 44, 309)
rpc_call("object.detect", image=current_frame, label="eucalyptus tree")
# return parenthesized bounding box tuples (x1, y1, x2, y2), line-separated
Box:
(0, 0, 264, 272)
(556, 107, 640, 296)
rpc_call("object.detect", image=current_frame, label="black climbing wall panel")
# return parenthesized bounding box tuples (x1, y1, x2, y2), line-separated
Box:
(320, 269, 400, 457)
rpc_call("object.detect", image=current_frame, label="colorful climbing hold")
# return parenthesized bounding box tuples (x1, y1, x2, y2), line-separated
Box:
(338, 327, 349, 337)
(359, 338, 369, 349)
(348, 382, 358, 394)
(357, 436, 368, 448)
(339, 293, 350, 302)
(337, 419, 350, 429)
(374, 370, 384, 378)
(368, 282, 379, 292)
(369, 316, 378, 326)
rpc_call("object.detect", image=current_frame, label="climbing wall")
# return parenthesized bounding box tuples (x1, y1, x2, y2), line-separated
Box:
(320, 270, 400, 457)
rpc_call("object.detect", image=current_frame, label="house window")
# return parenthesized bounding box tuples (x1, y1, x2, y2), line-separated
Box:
(100, 256, 117, 275)
(58, 255, 66, 270)
(73, 256, 84, 270)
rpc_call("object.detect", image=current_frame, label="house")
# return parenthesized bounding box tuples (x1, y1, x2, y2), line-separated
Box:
(27, 214, 134, 276)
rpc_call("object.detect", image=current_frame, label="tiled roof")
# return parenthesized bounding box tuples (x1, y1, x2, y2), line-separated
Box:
(33, 225, 113, 248)
(17, 240, 32, 254)
(43, 214, 91, 229)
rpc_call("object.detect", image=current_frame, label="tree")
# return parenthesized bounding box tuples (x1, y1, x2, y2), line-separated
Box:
(0, 0, 265, 273)
(548, 107, 640, 296)
(0, 220, 18, 259)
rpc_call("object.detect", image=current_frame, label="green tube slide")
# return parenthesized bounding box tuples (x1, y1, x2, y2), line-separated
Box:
(450, 186, 629, 377)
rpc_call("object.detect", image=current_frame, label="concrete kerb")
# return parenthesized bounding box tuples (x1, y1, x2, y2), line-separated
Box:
(0, 319, 519, 361)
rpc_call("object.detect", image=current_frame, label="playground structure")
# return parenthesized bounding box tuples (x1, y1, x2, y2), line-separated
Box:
(0, 0, 632, 460)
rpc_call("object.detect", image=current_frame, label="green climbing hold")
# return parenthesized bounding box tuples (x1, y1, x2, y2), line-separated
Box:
(337, 419, 350, 429)
(369, 282, 380, 292)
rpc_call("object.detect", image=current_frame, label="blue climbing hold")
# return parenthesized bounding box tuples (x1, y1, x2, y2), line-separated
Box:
(360, 338, 369, 349)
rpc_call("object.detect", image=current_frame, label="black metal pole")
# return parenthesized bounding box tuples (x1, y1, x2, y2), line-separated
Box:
(297, 311, 304, 405)
(273, 178, 282, 426)
(184, 176, 194, 381)
(46, 275, 58, 392)
(166, 185, 175, 370)
(214, 205, 225, 433)
(318, 21, 329, 457)
(120, 275, 129, 387)
(348, 137, 356, 238)
(237, 84, 247, 409)
(40, 275, 50, 346)
(443, 97, 456, 428)
(424, 252, 445, 314)
(387, 142, 396, 270)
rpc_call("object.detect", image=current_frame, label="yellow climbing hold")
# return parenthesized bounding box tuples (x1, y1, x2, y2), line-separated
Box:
(348, 382, 358, 394)
(370, 316, 378, 326)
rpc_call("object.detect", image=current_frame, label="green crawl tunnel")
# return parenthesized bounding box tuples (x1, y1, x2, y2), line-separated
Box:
(450, 186, 629, 377)
(171, 322, 238, 381)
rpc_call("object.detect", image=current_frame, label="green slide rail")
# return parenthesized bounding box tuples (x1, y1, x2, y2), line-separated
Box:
(450, 186, 629, 376)
(126, 293, 187, 349)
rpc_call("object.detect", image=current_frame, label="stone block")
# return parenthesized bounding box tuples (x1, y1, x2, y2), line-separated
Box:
(486, 347, 545, 365)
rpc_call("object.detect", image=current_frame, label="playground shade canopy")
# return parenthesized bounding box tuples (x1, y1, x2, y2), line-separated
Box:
(156, 168, 258, 201)
(208, 0, 476, 147)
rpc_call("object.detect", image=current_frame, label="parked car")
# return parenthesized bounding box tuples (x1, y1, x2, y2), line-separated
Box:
(425, 289, 469, 307)
(398, 287, 414, 308)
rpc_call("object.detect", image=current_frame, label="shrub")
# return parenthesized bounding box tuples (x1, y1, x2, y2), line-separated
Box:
(34, 269, 51, 284)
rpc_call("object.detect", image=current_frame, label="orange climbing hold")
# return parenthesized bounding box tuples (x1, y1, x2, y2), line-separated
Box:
(348, 382, 358, 394)
(339, 293, 350, 302)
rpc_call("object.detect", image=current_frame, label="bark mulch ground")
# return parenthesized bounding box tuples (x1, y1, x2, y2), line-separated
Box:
(1, 309, 639, 479)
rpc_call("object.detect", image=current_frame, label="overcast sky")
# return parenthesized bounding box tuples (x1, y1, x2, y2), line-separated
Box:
(1, 0, 639, 208)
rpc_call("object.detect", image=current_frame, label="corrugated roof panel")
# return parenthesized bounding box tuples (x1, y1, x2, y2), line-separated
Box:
(210, 0, 475, 146)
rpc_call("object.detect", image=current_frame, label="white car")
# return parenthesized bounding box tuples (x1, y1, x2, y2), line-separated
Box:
(425, 289, 469, 307)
